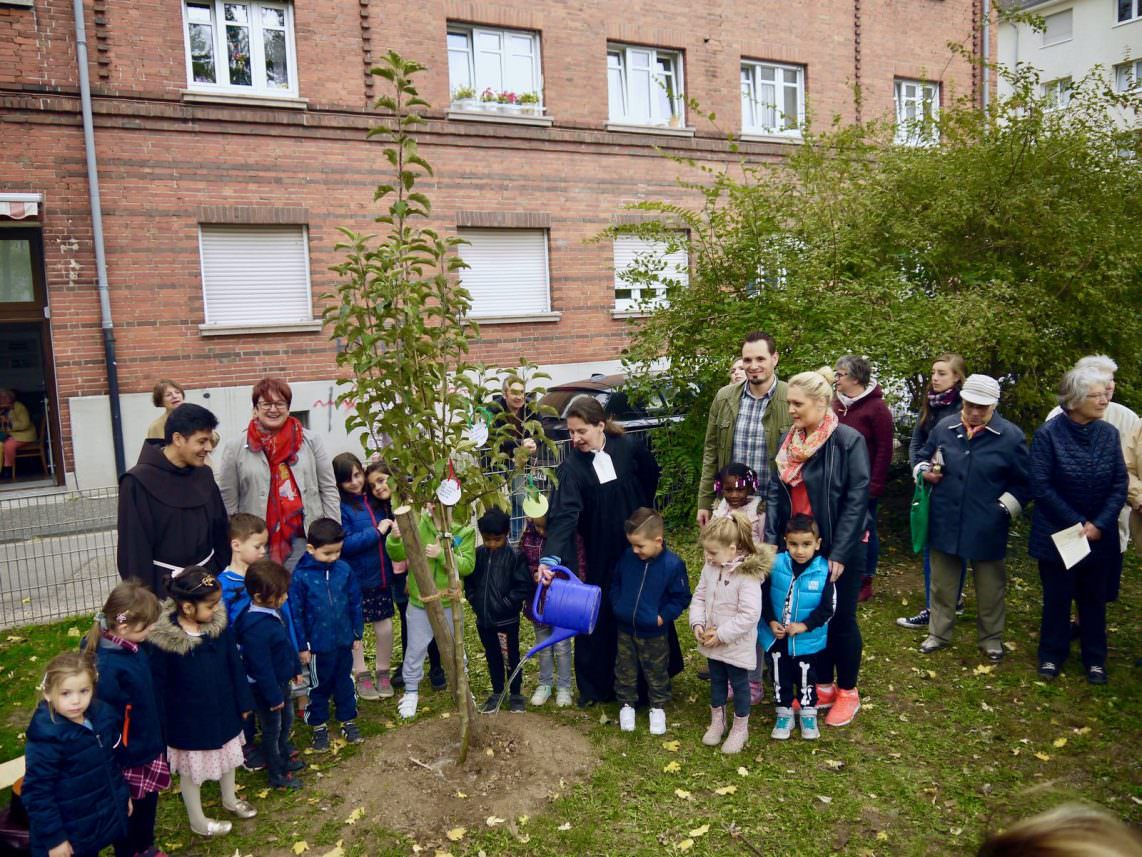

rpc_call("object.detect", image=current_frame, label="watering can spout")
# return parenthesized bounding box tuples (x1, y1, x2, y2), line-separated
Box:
(523, 565, 602, 661)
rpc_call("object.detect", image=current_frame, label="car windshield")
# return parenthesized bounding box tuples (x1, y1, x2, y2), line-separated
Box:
(539, 389, 610, 418)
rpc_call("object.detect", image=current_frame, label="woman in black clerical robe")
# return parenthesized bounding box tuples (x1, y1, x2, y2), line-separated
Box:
(541, 396, 680, 706)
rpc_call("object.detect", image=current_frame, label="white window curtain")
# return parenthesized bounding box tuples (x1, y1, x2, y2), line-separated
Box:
(457, 229, 550, 317)
(199, 225, 313, 326)
(613, 235, 689, 310)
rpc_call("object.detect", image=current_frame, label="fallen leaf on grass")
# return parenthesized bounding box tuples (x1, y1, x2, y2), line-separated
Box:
(434, 851, 453, 857)
(662, 740, 681, 752)
(817, 795, 833, 805)
(557, 822, 572, 831)
(824, 759, 845, 770)
(713, 785, 737, 795)
(1052, 737, 1068, 748)
(66, 627, 81, 637)
(1072, 726, 1091, 736)
(517, 815, 528, 825)
(925, 669, 937, 680)
(345, 807, 365, 825)
(737, 766, 749, 777)
(485, 748, 494, 757)
(599, 712, 612, 725)
(292, 842, 309, 855)
(663, 761, 681, 773)
(256, 788, 270, 799)
(445, 827, 465, 842)
(486, 816, 505, 827)
(320, 842, 344, 857)
(675, 838, 694, 851)
(455, 791, 467, 799)
(1034, 752, 1051, 762)
(1003, 641, 1017, 652)
(674, 788, 692, 800)
(440, 712, 451, 719)
(5, 636, 25, 643)
(688, 824, 710, 838)
(973, 664, 995, 676)
(876, 831, 889, 842)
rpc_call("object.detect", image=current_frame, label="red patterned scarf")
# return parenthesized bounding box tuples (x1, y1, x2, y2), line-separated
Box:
(247, 416, 305, 563)
(775, 409, 839, 487)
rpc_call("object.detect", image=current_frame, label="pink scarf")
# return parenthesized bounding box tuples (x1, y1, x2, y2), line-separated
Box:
(776, 410, 839, 487)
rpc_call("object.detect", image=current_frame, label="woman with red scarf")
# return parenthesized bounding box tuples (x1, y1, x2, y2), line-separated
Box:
(218, 378, 340, 566)
(764, 370, 870, 729)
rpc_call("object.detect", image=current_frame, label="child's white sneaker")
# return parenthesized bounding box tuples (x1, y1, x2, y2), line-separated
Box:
(799, 706, 820, 740)
(397, 693, 418, 719)
(648, 708, 667, 735)
(555, 688, 573, 708)
(530, 684, 552, 706)
(771, 706, 794, 740)
(619, 704, 636, 732)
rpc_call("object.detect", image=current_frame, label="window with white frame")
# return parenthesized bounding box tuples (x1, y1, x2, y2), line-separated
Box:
(183, 1, 297, 97)
(741, 61, 805, 136)
(1117, 0, 1141, 23)
(607, 45, 684, 127)
(1043, 77, 1072, 109)
(1042, 9, 1073, 45)
(199, 225, 313, 327)
(894, 79, 939, 145)
(456, 229, 550, 318)
(447, 25, 542, 110)
(1115, 59, 1141, 91)
(613, 234, 689, 310)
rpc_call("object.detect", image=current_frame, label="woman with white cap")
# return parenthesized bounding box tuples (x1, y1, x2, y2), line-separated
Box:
(913, 374, 1031, 661)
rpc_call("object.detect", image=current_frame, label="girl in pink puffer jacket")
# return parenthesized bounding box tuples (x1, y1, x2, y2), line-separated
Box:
(689, 513, 773, 755)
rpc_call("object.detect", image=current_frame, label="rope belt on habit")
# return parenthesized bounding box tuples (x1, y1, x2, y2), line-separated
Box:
(153, 549, 215, 574)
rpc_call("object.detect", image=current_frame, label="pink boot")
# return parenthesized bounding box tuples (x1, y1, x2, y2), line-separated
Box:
(721, 714, 749, 754)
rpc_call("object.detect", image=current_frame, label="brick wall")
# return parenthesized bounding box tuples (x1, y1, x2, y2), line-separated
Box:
(0, 0, 988, 474)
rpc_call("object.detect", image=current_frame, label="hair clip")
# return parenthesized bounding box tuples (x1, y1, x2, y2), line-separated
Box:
(36, 673, 47, 692)
(95, 610, 107, 630)
(115, 612, 128, 624)
(201, 575, 216, 588)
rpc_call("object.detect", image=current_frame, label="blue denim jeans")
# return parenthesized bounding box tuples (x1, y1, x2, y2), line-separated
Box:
(256, 681, 295, 784)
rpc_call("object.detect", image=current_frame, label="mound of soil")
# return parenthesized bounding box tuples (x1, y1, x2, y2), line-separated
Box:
(300, 713, 598, 851)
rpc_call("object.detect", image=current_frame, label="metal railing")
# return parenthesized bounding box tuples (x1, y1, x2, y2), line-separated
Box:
(0, 487, 119, 629)
(0, 428, 660, 630)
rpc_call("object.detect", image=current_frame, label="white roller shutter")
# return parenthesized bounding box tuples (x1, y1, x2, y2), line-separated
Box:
(613, 234, 688, 310)
(199, 225, 313, 326)
(457, 228, 550, 317)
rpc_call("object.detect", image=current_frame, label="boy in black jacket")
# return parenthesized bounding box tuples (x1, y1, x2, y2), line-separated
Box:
(236, 559, 305, 789)
(466, 507, 533, 713)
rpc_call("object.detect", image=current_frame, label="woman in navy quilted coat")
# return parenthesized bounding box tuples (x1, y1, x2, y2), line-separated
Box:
(1029, 367, 1128, 685)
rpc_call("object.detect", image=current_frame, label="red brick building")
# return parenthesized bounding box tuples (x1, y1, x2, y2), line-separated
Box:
(0, 0, 990, 489)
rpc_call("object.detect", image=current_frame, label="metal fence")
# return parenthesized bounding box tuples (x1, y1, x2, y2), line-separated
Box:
(0, 429, 659, 630)
(0, 487, 119, 629)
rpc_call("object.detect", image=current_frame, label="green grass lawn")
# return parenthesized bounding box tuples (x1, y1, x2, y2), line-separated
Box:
(2, 502, 1138, 856)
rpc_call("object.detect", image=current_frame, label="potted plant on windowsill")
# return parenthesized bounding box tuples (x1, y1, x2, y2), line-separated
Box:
(497, 90, 521, 114)
(519, 91, 541, 116)
(480, 87, 497, 112)
(451, 85, 476, 111)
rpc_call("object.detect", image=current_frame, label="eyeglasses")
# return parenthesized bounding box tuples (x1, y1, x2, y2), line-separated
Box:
(257, 400, 289, 412)
(1085, 393, 1110, 402)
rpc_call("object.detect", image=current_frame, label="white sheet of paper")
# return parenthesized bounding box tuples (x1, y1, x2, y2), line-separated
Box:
(1050, 522, 1090, 570)
(592, 449, 617, 484)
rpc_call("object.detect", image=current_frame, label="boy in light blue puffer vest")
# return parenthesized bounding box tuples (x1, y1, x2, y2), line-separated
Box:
(759, 514, 835, 741)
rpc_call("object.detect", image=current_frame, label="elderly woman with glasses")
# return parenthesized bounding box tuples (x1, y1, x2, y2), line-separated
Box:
(1029, 367, 1128, 685)
(218, 378, 340, 566)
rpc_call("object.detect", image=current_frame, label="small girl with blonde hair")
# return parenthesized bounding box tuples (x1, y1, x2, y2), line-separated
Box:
(22, 651, 130, 857)
(689, 513, 773, 754)
(89, 580, 168, 857)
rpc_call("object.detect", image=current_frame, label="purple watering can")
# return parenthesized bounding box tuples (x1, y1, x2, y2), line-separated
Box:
(525, 565, 601, 658)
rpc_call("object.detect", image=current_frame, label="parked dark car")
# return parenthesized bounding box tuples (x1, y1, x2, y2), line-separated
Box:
(537, 373, 688, 442)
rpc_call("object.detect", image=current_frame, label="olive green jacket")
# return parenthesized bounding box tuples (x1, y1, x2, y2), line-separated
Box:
(697, 379, 791, 512)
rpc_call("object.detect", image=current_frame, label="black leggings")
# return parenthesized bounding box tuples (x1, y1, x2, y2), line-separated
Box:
(114, 788, 158, 857)
(816, 554, 864, 690)
(477, 621, 522, 695)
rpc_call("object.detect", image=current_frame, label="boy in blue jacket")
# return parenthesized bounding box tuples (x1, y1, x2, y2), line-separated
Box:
(610, 507, 691, 736)
(289, 517, 364, 751)
(759, 514, 836, 741)
(236, 559, 305, 789)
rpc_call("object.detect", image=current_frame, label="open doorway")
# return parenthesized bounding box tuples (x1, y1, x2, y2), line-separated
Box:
(0, 227, 61, 488)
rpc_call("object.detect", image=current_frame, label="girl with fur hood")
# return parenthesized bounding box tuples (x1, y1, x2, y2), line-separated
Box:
(689, 513, 773, 755)
(146, 568, 256, 839)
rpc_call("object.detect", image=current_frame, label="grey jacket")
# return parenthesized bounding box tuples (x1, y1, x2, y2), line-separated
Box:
(217, 428, 340, 528)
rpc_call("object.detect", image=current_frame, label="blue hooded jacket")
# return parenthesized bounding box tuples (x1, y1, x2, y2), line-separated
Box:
(609, 545, 691, 638)
(339, 496, 395, 591)
(22, 699, 129, 857)
(290, 552, 364, 653)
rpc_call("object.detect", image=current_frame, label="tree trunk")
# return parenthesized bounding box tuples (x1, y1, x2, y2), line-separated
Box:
(393, 505, 479, 760)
